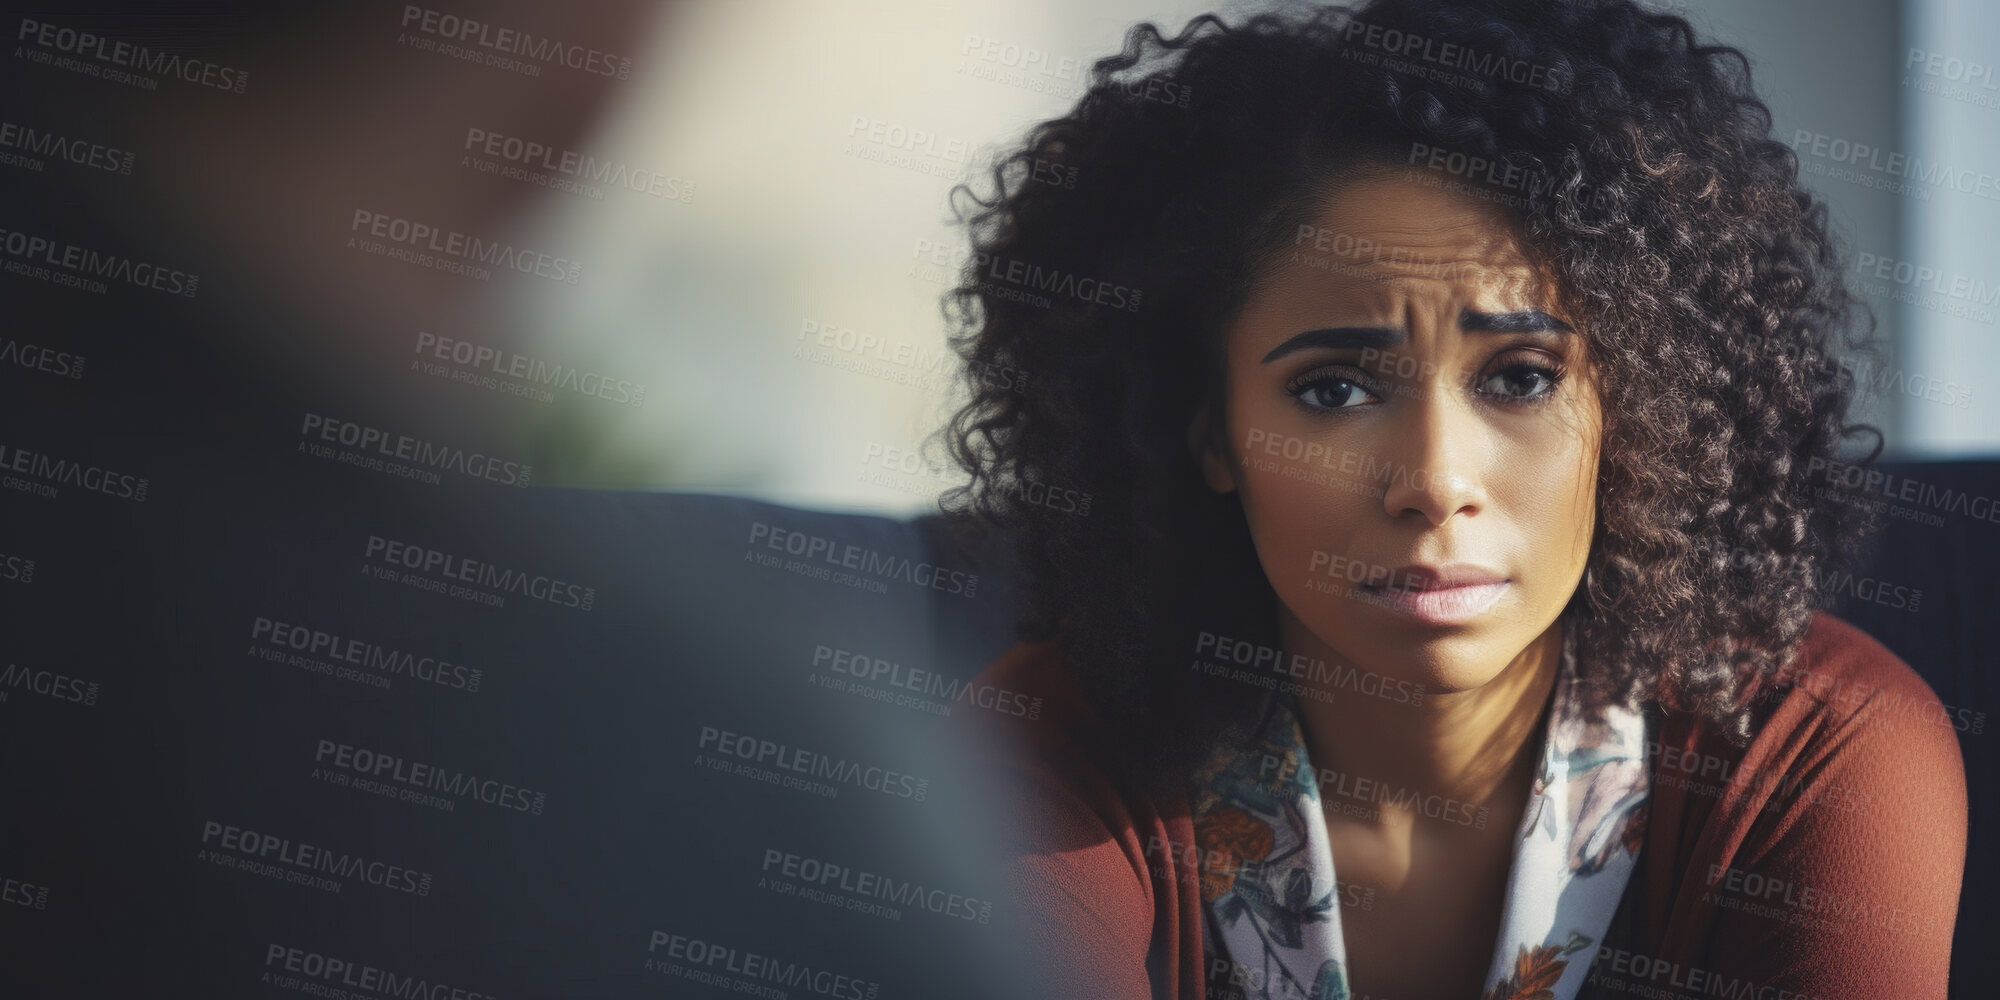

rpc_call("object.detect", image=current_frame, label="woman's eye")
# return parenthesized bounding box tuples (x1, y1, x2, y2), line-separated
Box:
(1290, 374, 1379, 411)
(1479, 362, 1563, 401)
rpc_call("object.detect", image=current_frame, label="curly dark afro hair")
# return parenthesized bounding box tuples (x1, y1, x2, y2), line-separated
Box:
(931, 0, 1887, 795)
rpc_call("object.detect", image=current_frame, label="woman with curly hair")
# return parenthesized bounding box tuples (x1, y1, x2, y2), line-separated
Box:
(934, 1, 1968, 998)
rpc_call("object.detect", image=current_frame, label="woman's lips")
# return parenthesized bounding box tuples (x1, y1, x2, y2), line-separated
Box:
(1358, 580, 1510, 626)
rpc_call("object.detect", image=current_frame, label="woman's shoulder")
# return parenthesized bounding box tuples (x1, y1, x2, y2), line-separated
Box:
(952, 634, 1100, 768)
(1625, 611, 1967, 999)
(944, 636, 1193, 1000)
(1662, 609, 1968, 821)
(949, 633, 1157, 821)
(1771, 611, 1973, 733)
(1748, 611, 1969, 810)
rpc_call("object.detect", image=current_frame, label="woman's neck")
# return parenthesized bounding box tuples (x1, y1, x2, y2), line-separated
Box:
(1284, 614, 1564, 831)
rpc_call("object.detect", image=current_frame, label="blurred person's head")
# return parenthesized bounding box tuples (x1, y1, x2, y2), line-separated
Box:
(71, 1, 659, 391)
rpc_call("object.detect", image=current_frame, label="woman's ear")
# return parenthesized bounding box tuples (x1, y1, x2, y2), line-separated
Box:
(1188, 404, 1238, 494)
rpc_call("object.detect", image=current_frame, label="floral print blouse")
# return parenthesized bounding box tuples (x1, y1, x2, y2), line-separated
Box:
(1191, 630, 1652, 1000)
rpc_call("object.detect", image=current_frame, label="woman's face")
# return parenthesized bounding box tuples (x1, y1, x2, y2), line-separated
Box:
(1196, 167, 1603, 693)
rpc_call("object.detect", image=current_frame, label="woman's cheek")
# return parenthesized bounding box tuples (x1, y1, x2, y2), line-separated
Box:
(1243, 467, 1372, 590)
(1497, 432, 1597, 603)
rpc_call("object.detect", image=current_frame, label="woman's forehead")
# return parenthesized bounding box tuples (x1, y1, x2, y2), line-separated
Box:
(1270, 168, 1564, 312)
(1253, 247, 1563, 326)
(1306, 170, 1539, 265)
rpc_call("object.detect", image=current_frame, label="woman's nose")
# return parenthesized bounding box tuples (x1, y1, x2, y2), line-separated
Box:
(1378, 388, 1486, 526)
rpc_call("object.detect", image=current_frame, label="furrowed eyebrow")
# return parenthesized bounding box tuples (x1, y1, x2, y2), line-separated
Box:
(1260, 327, 1401, 363)
(1259, 309, 1571, 363)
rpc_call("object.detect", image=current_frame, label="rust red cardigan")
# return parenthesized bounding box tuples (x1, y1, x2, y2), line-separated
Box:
(952, 612, 1967, 1000)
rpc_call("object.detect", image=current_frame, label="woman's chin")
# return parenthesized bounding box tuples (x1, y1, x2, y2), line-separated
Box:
(1320, 625, 1531, 697)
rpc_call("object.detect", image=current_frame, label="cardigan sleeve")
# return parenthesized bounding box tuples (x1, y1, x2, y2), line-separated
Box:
(1699, 638, 1968, 999)
(993, 760, 1161, 1000)
(952, 637, 1166, 1000)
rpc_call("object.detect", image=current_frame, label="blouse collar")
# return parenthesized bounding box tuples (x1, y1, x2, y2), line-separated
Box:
(1190, 628, 1652, 1000)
